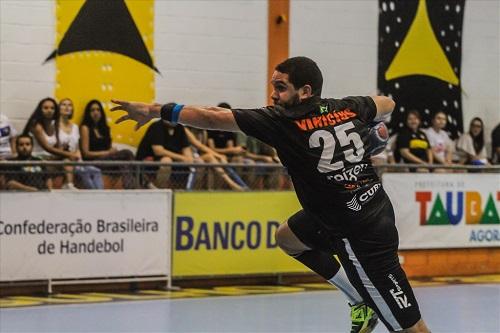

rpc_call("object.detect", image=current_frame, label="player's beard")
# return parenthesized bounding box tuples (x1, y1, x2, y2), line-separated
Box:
(274, 94, 301, 108)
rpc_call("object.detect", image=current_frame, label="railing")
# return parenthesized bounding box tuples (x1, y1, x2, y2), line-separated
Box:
(0, 160, 498, 191)
(0, 160, 292, 191)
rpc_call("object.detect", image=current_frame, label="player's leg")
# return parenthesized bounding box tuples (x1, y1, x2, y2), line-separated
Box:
(276, 210, 363, 304)
(333, 198, 429, 332)
(276, 211, 379, 333)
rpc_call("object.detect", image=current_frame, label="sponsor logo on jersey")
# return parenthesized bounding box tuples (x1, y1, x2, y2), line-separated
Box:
(359, 183, 381, 202)
(294, 109, 357, 132)
(388, 274, 412, 309)
(346, 196, 361, 211)
(327, 164, 368, 182)
(346, 182, 381, 211)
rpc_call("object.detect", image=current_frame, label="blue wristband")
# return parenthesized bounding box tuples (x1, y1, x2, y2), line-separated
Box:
(171, 104, 184, 124)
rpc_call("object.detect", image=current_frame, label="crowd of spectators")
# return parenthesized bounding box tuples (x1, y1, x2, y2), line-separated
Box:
(373, 109, 500, 171)
(0, 98, 499, 191)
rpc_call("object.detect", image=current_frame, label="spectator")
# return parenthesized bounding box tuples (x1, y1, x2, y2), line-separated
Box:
(207, 103, 253, 184)
(395, 110, 433, 171)
(423, 110, 454, 169)
(6, 134, 52, 191)
(456, 117, 489, 165)
(207, 103, 247, 161)
(23, 97, 78, 189)
(244, 136, 280, 189)
(80, 99, 135, 188)
(59, 98, 103, 189)
(136, 119, 193, 189)
(0, 114, 17, 159)
(185, 127, 247, 190)
(491, 123, 500, 164)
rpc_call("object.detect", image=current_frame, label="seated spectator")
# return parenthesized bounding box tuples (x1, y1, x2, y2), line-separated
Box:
(6, 134, 52, 191)
(207, 103, 253, 184)
(185, 127, 247, 191)
(491, 123, 500, 164)
(59, 98, 103, 189)
(244, 136, 280, 189)
(423, 110, 454, 171)
(207, 103, 247, 161)
(0, 114, 17, 159)
(136, 119, 193, 189)
(80, 99, 135, 188)
(0, 114, 17, 189)
(395, 110, 433, 171)
(456, 117, 489, 165)
(23, 97, 79, 189)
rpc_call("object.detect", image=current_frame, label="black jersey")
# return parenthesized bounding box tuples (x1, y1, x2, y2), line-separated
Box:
(232, 96, 383, 226)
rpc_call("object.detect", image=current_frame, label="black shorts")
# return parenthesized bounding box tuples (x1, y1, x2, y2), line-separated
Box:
(287, 191, 422, 331)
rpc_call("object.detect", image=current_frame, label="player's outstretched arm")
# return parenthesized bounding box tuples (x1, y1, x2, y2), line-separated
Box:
(111, 100, 241, 132)
(371, 95, 395, 121)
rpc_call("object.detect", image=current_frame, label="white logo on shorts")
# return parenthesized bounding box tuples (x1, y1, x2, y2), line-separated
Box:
(388, 274, 412, 309)
(359, 183, 381, 202)
(346, 196, 361, 211)
(390, 289, 412, 309)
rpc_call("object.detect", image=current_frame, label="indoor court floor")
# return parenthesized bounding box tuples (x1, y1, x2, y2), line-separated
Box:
(1, 282, 499, 333)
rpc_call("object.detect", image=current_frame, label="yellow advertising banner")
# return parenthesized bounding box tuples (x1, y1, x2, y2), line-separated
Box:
(173, 192, 309, 277)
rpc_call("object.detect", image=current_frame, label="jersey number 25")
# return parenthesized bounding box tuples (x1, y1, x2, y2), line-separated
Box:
(309, 121, 365, 173)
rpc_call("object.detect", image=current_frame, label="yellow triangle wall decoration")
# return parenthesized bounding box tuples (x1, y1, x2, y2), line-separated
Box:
(385, 0, 459, 85)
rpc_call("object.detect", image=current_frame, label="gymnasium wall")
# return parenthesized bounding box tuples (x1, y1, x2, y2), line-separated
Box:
(289, 0, 500, 138)
(1, 0, 498, 139)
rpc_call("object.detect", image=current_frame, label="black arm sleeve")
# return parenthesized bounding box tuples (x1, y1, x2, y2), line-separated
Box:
(232, 107, 279, 147)
(340, 96, 377, 123)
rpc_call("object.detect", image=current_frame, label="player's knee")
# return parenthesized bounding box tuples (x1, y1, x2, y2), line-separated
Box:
(275, 222, 306, 256)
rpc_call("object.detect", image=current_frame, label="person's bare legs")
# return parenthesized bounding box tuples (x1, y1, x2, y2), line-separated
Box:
(155, 156, 172, 188)
(201, 153, 243, 191)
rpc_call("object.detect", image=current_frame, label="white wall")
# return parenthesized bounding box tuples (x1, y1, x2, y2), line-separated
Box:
(0, 0, 498, 143)
(290, 1, 379, 98)
(154, 0, 267, 108)
(0, 0, 55, 131)
(461, 0, 500, 139)
(0, 0, 267, 131)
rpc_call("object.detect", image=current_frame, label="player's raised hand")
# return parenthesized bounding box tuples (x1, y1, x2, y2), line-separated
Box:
(111, 99, 161, 131)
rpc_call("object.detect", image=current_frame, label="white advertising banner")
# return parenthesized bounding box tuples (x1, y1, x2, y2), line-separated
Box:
(0, 190, 172, 281)
(383, 173, 500, 249)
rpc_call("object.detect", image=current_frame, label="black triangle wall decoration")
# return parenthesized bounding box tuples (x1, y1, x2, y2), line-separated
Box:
(46, 0, 159, 73)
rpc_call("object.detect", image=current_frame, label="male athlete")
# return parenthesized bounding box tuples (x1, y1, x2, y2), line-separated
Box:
(112, 56, 430, 333)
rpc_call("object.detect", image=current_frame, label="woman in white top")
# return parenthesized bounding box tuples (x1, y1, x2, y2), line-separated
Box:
(456, 117, 489, 165)
(23, 97, 79, 188)
(59, 98, 103, 189)
(423, 111, 454, 165)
